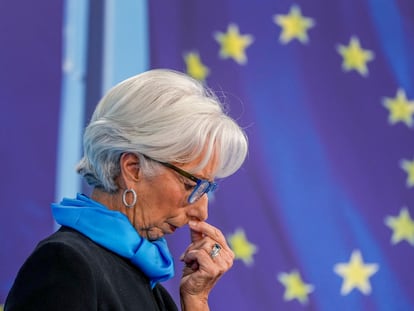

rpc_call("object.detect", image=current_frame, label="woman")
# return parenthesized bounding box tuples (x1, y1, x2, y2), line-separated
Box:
(5, 69, 248, 310)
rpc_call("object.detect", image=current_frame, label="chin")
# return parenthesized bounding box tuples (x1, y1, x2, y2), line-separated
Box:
(146, 228, 165, 241)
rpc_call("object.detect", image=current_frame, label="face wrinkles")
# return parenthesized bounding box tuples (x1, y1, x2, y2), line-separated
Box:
(134, 171, 182, 240)
(133, 153, 217, 241)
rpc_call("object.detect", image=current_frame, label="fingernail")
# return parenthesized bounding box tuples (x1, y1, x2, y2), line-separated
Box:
(179, 253, 185, 261)
(189, 220, 197, 227)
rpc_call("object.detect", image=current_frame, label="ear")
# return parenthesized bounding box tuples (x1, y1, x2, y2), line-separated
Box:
(119, 153, 140, 183)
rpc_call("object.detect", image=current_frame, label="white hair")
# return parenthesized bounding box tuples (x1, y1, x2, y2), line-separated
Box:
(76, 69, 248, 192)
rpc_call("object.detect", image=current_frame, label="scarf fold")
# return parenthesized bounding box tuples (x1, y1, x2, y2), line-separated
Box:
(51, 193, 175, 288)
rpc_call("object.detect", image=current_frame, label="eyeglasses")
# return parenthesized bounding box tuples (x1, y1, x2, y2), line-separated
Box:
(150, 159, 217, 204)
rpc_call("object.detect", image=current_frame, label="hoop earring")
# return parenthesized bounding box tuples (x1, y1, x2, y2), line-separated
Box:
(122, 189, 137, 208)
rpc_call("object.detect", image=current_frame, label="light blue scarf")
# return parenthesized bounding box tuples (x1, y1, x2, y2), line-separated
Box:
(51, 193, 175, 288)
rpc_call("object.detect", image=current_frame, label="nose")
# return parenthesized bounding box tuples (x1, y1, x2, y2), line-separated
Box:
(187, 194, 208, 221)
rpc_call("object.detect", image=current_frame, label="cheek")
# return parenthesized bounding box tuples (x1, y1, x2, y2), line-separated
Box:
(150, 183, 187, 214)
(139, 174, 189, 218)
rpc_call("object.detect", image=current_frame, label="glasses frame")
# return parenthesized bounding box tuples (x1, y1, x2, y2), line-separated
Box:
(149, 159, 217, 204)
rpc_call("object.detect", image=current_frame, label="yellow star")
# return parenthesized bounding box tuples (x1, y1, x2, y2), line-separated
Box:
(273, 5, 315, 44)
(337, 36, 375, 77)
(278, 270, 314, 304)
(227, 228, 257, 266)
(334, 250, 379, 295)
(214, 24, 254, 65)
(401, 158, 414, 187)
(385, 207, 414, 245)
(383, 89, 414, 127)
(183, 52, 210, 81)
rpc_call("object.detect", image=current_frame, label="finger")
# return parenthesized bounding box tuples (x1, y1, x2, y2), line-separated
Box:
(183, 249, 217, 272)
(183, 248, 232, 279)
(183, 239, 234, 269)
(180, 237, 212, 264)
(188, 220, 228, 249)
(190, 228, 204, 243)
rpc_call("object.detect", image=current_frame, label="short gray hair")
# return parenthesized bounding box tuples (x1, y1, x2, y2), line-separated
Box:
(76, 69, 248, 192)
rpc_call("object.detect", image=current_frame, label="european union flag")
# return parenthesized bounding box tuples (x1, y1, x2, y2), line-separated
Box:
(2, 1, 414, 310)
(150, 1, 414, 310)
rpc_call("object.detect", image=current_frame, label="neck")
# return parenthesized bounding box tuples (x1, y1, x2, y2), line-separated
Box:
(91, 188, 136, 226)
(90, 188, 155, 240)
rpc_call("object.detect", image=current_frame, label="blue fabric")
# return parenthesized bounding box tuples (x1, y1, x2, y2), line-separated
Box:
(51, 193, 175, 288)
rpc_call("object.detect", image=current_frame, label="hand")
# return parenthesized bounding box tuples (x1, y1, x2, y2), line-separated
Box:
(179, 220, 234, 309)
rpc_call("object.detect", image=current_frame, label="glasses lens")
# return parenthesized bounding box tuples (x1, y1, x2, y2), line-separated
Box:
(188, 181, 218, 203)
(189, 181, 210, 203)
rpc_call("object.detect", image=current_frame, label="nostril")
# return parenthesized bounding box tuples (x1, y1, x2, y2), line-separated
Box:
(188, 202, 208, 222)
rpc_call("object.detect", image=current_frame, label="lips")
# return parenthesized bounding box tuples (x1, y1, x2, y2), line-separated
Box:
(168, 224, 177, 233)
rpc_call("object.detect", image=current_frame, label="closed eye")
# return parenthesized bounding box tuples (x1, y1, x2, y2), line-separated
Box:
(184, 182, 196, 191)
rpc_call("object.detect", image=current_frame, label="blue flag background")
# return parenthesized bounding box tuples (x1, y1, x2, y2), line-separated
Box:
(2, 1, 414, 310)
(0, 1, 63, 307)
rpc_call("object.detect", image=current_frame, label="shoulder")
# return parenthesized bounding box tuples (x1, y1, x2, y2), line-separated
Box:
(15, 226, 98, 274)
(5, 227, 179, 311)
(36, 226, 125, 268)
(39, 226, 98, 253)
(5, 227, 99, 310)
(23, 226, 106, 273)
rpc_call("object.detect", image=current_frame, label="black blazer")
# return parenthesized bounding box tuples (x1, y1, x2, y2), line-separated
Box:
(5, 226, 178, 311)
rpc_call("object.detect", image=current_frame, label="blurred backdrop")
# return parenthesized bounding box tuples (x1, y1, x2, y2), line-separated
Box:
(1, 1, 414, 310)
